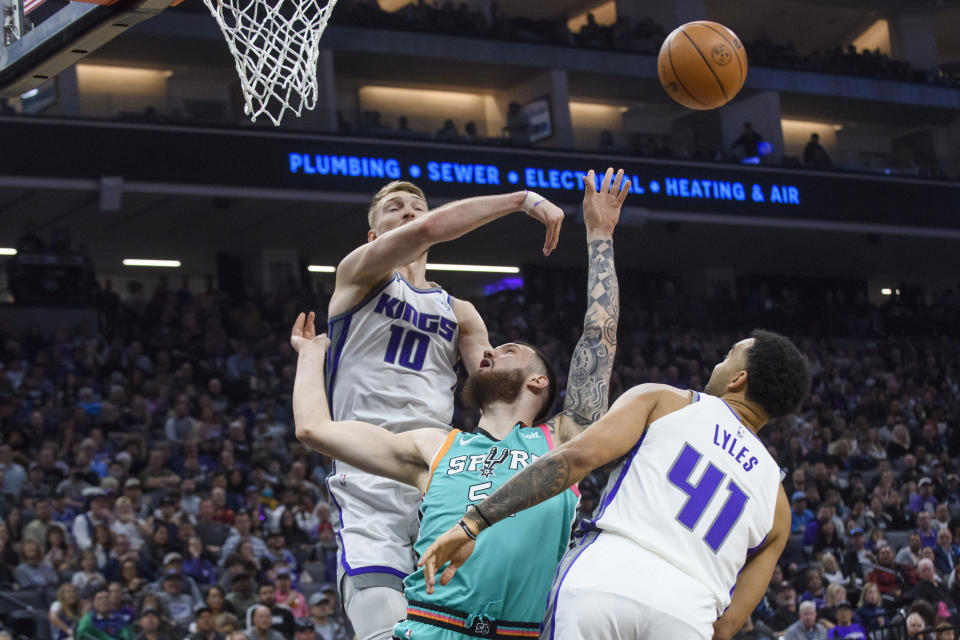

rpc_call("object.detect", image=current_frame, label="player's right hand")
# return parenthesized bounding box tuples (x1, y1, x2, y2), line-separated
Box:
(583, 167, 630, 238)
(418, 521, 477, 594)
(290, 312, 330, 354)
(525, 197, 564, 256)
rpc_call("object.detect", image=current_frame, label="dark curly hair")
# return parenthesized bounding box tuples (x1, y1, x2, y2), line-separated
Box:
(744, 329, 810, 418)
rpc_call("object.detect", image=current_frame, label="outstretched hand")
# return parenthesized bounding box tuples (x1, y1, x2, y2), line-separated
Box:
(290, 312, 330, 354)
(417, 521, 477, 594)
(524, 197, 564, 257)
(583, 167, 630, 238)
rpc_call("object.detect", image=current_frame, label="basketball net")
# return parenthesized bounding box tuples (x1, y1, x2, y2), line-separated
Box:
(202, 0, 338, 126)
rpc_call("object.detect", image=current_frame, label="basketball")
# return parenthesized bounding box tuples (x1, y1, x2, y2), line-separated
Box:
(657, 21, 748, 110)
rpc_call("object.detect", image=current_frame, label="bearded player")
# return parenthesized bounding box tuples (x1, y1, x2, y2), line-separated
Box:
(323, 180, 564, 640)
(295, 168, 629, 639)
(421, 330, 810, 640)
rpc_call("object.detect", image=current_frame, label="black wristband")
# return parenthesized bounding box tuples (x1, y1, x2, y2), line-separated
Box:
(457, 519, 478, 541)
(470, 503, 493, 529)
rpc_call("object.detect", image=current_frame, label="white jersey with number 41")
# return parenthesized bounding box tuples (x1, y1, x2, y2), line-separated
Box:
(585, 391, 782, 615)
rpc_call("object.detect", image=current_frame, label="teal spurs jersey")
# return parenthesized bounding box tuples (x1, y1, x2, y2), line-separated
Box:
(403, 423, 579, 625)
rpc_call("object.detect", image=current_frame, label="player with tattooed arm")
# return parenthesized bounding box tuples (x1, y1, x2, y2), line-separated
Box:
(421, 331, 811, 640)
(293, 168, 629, 640)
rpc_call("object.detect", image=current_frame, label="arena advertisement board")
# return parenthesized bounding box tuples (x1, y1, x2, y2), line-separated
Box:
(4, 116, 960, 230)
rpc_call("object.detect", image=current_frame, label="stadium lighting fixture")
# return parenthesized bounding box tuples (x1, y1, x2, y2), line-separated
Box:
(308, 265, 337, 273)
(0, 248, 17, 255)
(426, 264, 520, 273)
(122, 259, 181, 268)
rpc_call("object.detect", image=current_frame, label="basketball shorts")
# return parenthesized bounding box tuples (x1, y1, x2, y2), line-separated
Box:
(541, 531, 716, 640)
(328, 460, 421, 592)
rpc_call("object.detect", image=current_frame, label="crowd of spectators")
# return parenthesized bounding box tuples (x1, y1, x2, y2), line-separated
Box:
(0, 268, 958, 639)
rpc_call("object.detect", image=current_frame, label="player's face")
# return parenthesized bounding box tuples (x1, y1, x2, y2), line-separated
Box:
(478, 343, 535, 374)
(703, 338, 752, 396)
(372, 192, 428, 238)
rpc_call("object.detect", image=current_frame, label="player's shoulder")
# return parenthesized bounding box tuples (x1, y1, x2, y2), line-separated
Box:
(618, 383, 696, 423)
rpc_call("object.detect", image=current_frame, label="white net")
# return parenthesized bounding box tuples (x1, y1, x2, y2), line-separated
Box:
(203, 0, 338, 126)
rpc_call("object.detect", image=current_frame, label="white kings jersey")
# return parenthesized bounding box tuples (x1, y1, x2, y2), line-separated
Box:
(584, 391, 782, 616)
(325, 272, 460, 433)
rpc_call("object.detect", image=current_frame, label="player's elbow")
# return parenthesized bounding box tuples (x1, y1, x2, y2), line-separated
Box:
(294, 421, 324, 451)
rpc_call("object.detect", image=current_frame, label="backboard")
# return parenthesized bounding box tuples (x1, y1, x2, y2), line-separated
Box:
(0, 0, 178, 98)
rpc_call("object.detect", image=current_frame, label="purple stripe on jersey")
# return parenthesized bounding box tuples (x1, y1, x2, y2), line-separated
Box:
(326, 314, 352, 412)
(325, 474, 409, 580)
(747, 534, 768, 556)
(578, 431, 647, 531)
(545, 530, 602, 640)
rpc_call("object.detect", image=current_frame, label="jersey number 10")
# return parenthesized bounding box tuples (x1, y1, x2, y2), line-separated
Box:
(384, 324, 429, 371)
(667, 443, 749, 554)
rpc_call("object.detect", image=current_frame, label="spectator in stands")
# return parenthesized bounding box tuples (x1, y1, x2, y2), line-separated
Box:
(244, 582, 294, 639)
(827, 601, 865, 639)
(821, 552, 848, 586)
(293, 618, 316, 640)
(1, 444, 28, 503)
(803, 134, 831, 169)
(196, 500, 229, 556)
(247, 605, 284, 640)
(226, 573, 256, 614)
(785, 601, 827, 640)
(157, 570, 198, 627)
(854, 582, 885, 630)
(434, 120, 464, 143)
(935, 504, 952, 532)
(272, 567, 305, 618)
(131, 607, 174, 640)
(730, 122, 765, 161)
(911, 478, 940, 515)
(50, 583, 82, 640)
(306, 591, 348, 640)
(76, 589, 133, 640)
(898, 533, 924, 567)
(918, 510, 939, 548)
(73, 549, 108, 598)
(222, 511, 266, 563)
(205, 585, 237, 617)
(503, 101, 530, 145)
(814, 518, 845, 561)
(909, 558, 955, 609)
(935, 528, 958, 576)
(792, 490, 815, 533)
(867, 543, 903, 597)
(906, 612, 926, 637)
(111, 497, 148, 551)
(24, 498, 63, 551)
(800, 568, 827, 609)
(183, 537, 216, 586)
(73, 489, 111, 551)
(14, 538, 59, 589)
(188, 604, 223, 640)
(818, 583, 847, 628)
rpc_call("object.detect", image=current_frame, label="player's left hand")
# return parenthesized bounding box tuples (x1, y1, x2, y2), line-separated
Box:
(418, 523, 476, 594)
(290, 311, 329, 354)
(583, 167, 630, 238)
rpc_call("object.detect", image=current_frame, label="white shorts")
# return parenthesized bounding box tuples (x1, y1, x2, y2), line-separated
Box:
(541, 530, 717, 640)
(328, 460, 421, 591)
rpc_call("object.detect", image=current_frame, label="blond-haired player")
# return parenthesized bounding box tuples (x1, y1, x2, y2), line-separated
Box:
(324, 182, 564, 640)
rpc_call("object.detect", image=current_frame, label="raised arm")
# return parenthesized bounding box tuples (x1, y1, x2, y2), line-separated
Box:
(545, 168, 629, 444)
(712, 488, 791, 640)
(454, 298, 492, 376)
(290, 312, 445, 492)
(334, 191, 564, 303)
(418, 384, 690, 592)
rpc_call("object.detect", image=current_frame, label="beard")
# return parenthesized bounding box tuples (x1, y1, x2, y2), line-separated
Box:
(462, 368, 527, 410)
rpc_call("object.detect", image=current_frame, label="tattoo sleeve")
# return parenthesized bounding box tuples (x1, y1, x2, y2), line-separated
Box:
(552, 237, 619, 441)
(467, 448, 574, 529)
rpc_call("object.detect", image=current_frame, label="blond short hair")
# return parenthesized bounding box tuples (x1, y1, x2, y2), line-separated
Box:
(367, 181, 426, 229)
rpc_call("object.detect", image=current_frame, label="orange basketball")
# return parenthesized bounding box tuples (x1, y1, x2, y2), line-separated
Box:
(657, 21, 747, 110)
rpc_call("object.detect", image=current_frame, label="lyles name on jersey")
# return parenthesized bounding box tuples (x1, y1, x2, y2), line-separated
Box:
(713, 424, 760, 472)
(374, 293, 458, 343)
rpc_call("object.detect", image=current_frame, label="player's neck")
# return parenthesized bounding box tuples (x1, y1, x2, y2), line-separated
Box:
(720, 394, 768, 434)
(395, 253, 430, 288)
(478, 402, 536, 439)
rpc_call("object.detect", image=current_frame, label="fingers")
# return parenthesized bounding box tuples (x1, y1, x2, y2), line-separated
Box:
(291, 312, 305, 337)
(543, 209, 562, 256)
(304, 311, 316, 339)
(612, 168, 625, 193)
(583, 169, 596, 197)
(600, 167, 613, 193)
(439, 562, 460, 586)
(617, 178, 632, 204)
(423, 555, 435, 594)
